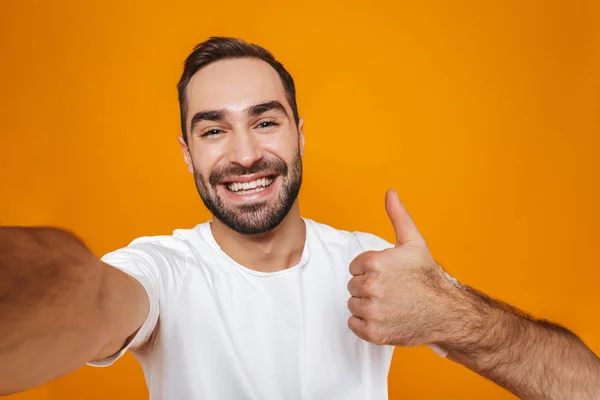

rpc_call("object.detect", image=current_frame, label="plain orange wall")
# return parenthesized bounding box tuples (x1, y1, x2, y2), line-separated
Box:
(1, 0, 599, 398)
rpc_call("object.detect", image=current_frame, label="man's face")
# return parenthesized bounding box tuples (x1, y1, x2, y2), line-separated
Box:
(180, 58, 304, 235)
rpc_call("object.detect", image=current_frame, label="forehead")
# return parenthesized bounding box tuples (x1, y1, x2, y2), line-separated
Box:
(186, 58, 289, 117)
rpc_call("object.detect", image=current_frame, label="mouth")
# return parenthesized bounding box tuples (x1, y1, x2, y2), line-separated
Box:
(219, 173, 278, 196)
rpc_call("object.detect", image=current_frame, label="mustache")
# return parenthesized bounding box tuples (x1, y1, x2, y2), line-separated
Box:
(209, 158, 288, 186)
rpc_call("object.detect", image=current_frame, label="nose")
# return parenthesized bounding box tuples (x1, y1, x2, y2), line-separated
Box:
(226, 130, 264, 169)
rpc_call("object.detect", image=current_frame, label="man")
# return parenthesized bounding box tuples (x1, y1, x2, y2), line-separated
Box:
(0, 37, 598, 400)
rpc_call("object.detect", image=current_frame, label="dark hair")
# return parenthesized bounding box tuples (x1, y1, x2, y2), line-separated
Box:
(177, 37, 299, 144)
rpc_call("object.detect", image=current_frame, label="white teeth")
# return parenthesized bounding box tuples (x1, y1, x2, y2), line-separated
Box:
(233, 187, 265, 195)
(226, 177, 275, 193)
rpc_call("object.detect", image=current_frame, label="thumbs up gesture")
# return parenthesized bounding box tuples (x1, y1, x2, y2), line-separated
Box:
(347, 189, 456, 347)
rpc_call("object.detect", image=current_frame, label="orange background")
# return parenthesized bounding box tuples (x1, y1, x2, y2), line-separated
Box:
(1, 0, 599, 398)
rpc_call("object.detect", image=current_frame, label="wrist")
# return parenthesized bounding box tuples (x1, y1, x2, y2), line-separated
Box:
(432, 279, 528, 364)
(419, 266, 475, 346)
(429, 274, 498, 353)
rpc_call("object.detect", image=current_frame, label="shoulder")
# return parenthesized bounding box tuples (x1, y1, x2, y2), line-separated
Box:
(305, 219, 393, 252)
(101, 223, 207, 270)
(352, 231, 394, 252)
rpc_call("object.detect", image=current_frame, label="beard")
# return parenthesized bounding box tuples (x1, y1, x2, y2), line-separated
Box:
(193, 151, 302, 235)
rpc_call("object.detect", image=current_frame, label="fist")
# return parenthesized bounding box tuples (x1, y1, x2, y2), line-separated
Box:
(347, 189, 454, 347)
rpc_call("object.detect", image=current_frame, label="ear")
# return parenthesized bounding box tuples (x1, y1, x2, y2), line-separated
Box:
(177, 136, 194, 174)
(297, 117, 305, 157)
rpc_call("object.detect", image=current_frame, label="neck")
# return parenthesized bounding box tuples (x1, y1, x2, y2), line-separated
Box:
(210, 201, 306, 273)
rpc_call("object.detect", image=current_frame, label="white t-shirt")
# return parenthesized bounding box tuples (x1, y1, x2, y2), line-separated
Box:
(88, 219, 402, 399)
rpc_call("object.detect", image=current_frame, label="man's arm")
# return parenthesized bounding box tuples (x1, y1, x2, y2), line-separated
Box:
(346, 190, 600, 399)
(439, 283, 600, 399)
(0, 227, 149, 396)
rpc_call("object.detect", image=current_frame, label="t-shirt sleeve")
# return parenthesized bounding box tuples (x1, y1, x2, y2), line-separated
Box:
(86, 243, 162, 367)
(352, 231, 394, 252)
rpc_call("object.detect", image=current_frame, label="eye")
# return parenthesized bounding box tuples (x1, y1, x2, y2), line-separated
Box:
(256, 120, 279, 129)
(201, 128, 223, 137)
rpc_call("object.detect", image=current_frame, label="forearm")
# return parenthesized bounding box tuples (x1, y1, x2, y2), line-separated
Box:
(438, 283, 600, 399)
(0, 227, 107, 394)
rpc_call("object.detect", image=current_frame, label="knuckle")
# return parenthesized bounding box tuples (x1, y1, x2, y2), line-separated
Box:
(363, 324, 381, 344)
(357, 250, 371, 263)
(361, 279, 373, 296)
(372, 334, 387, 346)
(365, 255, 383, 273)
(363, 252, 377, 266)
(362, 278, 380, 298)
(367, 326, 387, 345)
(362, 301, 377, 318)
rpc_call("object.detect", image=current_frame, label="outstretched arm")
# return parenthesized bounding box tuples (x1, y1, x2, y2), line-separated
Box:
(346, 190, 600, 399)
(440, 282, 600, 399)
(0, 227, 149, 395)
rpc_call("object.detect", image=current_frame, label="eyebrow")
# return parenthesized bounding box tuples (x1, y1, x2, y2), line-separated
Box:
(189, 109, 229, 133)
(189, 100, 289, 134)
(247, 101, 288, 118)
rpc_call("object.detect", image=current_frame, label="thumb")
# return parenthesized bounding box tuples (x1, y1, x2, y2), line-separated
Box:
(385, 189, 424, 246)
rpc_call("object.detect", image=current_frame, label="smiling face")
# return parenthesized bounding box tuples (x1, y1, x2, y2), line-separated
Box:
(179, 57, 305, 235)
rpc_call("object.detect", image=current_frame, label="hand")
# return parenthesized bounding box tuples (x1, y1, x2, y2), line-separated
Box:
(347, 189, 455, 347)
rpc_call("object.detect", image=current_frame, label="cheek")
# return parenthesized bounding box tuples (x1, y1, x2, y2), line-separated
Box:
(262, 133, 300, 161)
(191, 145, 225, 175)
